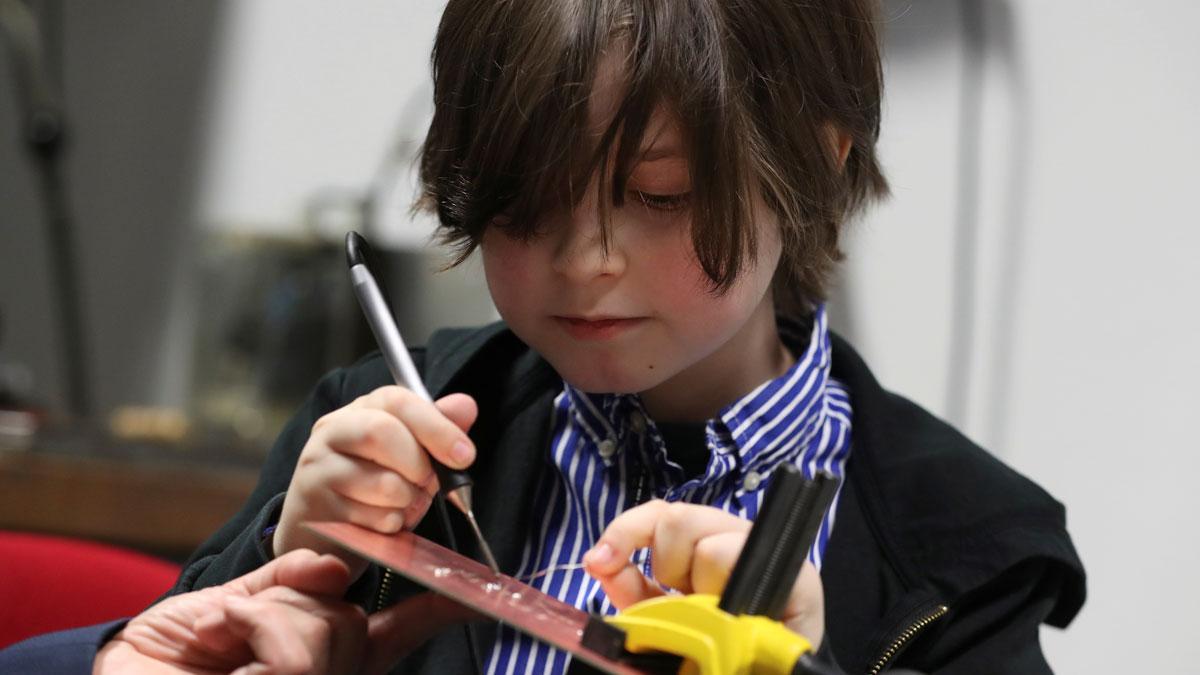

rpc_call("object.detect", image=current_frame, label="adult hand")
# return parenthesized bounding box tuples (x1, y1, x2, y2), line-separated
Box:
(93, 549, 364, 674)
(582, 500, 825, 647)
(93, 548, 484, 675)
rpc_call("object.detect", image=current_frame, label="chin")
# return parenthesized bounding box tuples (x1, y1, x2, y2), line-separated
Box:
(543, 351, 670, 395)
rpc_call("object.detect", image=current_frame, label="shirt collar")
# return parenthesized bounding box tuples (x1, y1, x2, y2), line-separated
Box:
(562, 305, 834, 479)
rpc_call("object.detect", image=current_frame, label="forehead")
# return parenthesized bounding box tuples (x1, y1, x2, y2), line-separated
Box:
(587, 47, 684, 160)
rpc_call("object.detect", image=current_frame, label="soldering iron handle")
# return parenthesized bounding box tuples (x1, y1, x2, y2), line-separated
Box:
(346, 231, 473, 497)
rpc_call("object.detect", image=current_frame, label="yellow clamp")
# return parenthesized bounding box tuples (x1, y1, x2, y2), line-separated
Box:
(607, 594, 812, 675)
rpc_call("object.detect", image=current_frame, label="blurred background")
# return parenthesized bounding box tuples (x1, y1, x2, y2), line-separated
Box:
(0, 0, 1195, 670)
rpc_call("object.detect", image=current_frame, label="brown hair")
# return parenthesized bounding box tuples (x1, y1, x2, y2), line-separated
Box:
(418, 0, 888, 313)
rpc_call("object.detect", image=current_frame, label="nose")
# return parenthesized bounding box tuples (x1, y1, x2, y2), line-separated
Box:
(550, 200, 626, 283)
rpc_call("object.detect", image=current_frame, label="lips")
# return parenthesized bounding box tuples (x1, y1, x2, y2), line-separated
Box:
(554, 316, 645, 340)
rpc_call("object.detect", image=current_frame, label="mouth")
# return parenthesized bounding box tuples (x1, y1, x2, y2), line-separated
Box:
(553, 316, 646, 341)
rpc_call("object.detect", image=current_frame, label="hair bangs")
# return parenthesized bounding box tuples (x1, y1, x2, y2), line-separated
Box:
(422, 0, 759, 287)
(421, 0, 889, 311)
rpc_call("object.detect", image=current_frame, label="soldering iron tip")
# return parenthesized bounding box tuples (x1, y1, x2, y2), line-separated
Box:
(466, 510, 502, 575)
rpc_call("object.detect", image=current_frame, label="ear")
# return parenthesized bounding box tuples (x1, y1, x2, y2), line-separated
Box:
(823, 123, 853, 170)
(836, 132, 853, 168)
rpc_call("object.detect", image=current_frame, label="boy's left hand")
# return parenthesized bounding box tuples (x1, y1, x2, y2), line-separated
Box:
(582, 500, 825, 648)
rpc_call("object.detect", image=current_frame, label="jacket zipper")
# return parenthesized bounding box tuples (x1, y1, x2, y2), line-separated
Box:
(866, 604, 949, 675)
(374, 568, 396, 612)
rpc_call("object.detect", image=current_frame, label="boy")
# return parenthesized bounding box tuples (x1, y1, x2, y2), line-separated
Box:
(2, 0, 1085, 672)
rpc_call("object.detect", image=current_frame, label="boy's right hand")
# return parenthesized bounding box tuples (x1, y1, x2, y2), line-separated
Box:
(273, 386, 479, 579)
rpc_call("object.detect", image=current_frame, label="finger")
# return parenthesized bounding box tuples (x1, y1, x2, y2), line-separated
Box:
(195, 593, 363, 671)
(689, 531, 747, 596)
(325, 452, 420, 510)
(645, 503, 751, 592)
(246, 587, 368, 674)
(333, 492, 415, 535)
(364, 593, 483, 675)
(222, 549, 351, 599)
(435, 393, 478, 433)
(782, 561, 825, 646)
(401, 489, 435, 526)
(585, 501, 753, 607)
(690, 535, 824, 645)
(586, 558, 666, 610)
(583, 500, 670, 577)
(193, 606, 254, 664)
(584, 501, 748, 578)
(318, 406, 434, 486)
(222, 595, 324, 675)
(261, 550, 351, 598)
(581, 501, 671, 608)
(360, 385, 476, 469)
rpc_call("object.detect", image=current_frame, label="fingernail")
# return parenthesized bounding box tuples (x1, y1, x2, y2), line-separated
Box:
(452, 440, 473, 464)
(584, 543, 613, 567)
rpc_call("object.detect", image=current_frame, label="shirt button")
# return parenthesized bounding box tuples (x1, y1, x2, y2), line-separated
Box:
(742, 470, 763, 492)
(629, 410, 647, 434)
(597, 439, 617, 459)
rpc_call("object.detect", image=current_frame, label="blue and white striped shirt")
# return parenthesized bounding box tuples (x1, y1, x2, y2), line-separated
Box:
(485, 306, 853, 675)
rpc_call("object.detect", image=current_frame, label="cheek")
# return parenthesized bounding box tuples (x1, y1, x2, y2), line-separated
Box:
(480, 233, 540, 314)
(648, 230, 747, 316)
(650, 223, 779, 327)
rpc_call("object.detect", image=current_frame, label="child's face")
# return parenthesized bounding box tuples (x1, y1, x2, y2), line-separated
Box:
(479, 52, 784, 404)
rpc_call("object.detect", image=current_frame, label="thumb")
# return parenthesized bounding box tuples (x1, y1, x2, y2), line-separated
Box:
(222, 549, 351, 599)
(435, 393, 478, 434)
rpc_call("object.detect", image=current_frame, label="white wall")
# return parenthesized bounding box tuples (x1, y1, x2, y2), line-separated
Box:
(197, 0, 447, 249)
(848, 2, 1200, 672)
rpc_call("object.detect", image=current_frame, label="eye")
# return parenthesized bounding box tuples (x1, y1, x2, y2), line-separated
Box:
(631, 191, 692, 212)
(486, 211, 551, 244)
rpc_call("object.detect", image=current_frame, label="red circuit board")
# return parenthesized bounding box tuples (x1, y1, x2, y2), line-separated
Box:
(305, 522, 645, 674)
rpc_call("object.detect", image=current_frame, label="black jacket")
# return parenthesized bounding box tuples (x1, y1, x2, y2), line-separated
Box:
(163, 322, 1085, 674)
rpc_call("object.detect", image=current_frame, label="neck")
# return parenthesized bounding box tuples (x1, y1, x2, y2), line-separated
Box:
(639, 296, 796, 423)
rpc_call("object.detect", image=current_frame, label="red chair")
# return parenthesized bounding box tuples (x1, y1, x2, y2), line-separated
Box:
(0, 531, 181, 649)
